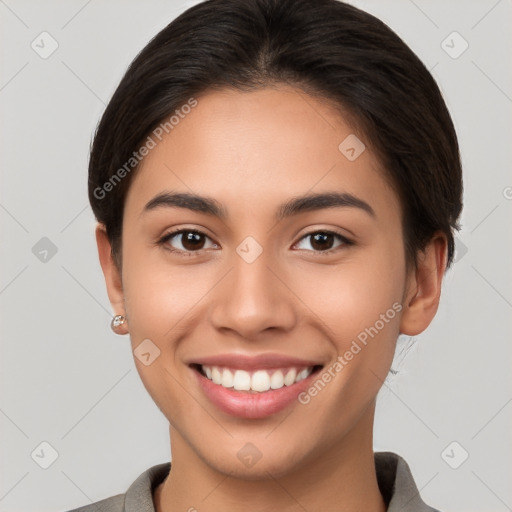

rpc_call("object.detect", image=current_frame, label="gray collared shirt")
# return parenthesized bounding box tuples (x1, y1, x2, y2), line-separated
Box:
(65, 451, 441, 512)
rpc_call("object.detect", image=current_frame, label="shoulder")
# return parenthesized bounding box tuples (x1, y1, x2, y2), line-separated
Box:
(61, 462, 171, 512)
(63, 493, 124, 512)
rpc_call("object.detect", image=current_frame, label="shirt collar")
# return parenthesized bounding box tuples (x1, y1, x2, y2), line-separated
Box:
(122, 451, 439, 512)
(375, 451, 440, 511)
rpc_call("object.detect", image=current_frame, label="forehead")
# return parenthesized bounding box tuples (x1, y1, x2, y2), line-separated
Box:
(125, 86, 400, 223)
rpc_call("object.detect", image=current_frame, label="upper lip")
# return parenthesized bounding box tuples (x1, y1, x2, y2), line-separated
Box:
(188, 352, 324, 371)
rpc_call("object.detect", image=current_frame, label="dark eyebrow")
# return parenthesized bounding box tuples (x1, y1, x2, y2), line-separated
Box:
(143, 192, 227, 218)
(142, 191, 375, 221)
(276, 191, 375, 221)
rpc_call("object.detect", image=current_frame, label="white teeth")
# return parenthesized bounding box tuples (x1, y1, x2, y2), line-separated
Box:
(200, 365, 315, 392)
(270, 370, 284, 389)
(233, 369, 251, 390)
(211, 367, 222, 385)
(296, 368, 310, 382)
(284, 368, 297, 386)
(251, 370, 271, 392)
(221, 368, 234, 388)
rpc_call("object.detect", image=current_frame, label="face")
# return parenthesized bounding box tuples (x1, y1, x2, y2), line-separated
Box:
(100, 85, 437, 479)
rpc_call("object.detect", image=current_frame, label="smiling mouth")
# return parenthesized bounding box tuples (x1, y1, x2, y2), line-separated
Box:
(190, 363, 323, 393)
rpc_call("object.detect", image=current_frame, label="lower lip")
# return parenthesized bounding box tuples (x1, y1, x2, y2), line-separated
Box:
(192, 367, 320, 419)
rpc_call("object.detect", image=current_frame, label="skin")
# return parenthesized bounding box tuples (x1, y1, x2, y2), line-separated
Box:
(96, 85, 447, 512)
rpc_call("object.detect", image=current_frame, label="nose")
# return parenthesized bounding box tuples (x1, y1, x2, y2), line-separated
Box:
(210, 248, 298, 340)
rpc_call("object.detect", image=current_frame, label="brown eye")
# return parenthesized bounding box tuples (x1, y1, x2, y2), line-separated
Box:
(180, 231, 206, 250)
(310, 232, 335, 251)
(161, 229, 218, 253)
(294, 231, 351, 253)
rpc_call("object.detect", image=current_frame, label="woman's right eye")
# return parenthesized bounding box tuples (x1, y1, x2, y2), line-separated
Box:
(159, 229, 219, 254)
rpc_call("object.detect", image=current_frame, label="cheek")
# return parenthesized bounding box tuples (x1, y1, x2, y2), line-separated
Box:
(123, 264, 212, 336)
(119, 247, 210, 410)
(296, 248, 405, 337)
(291, 254, 404, 429)
(296, 243, 406, 400)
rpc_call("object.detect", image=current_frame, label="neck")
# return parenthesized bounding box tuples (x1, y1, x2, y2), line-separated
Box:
(154, 403, 386, 512)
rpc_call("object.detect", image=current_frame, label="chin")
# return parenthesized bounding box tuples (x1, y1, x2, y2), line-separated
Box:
(198, 439, 308, 481)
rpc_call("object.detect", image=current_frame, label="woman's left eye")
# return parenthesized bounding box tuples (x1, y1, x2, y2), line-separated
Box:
(294, 231, 351, 253)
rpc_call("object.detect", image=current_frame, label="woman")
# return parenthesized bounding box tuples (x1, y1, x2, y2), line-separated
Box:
(70, 0, 462, 510)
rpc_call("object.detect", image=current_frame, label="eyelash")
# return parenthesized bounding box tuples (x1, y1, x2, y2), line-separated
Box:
(157, 228, 354, 257)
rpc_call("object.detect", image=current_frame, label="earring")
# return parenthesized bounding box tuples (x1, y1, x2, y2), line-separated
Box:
(111, 314, 127, 334)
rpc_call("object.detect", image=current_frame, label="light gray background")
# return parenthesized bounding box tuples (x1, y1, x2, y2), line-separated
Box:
(1, 0, 511, 511)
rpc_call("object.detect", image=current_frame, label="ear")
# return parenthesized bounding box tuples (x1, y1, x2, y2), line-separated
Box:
(399, 232, 448, 336)
(96, 224, 128, 334)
